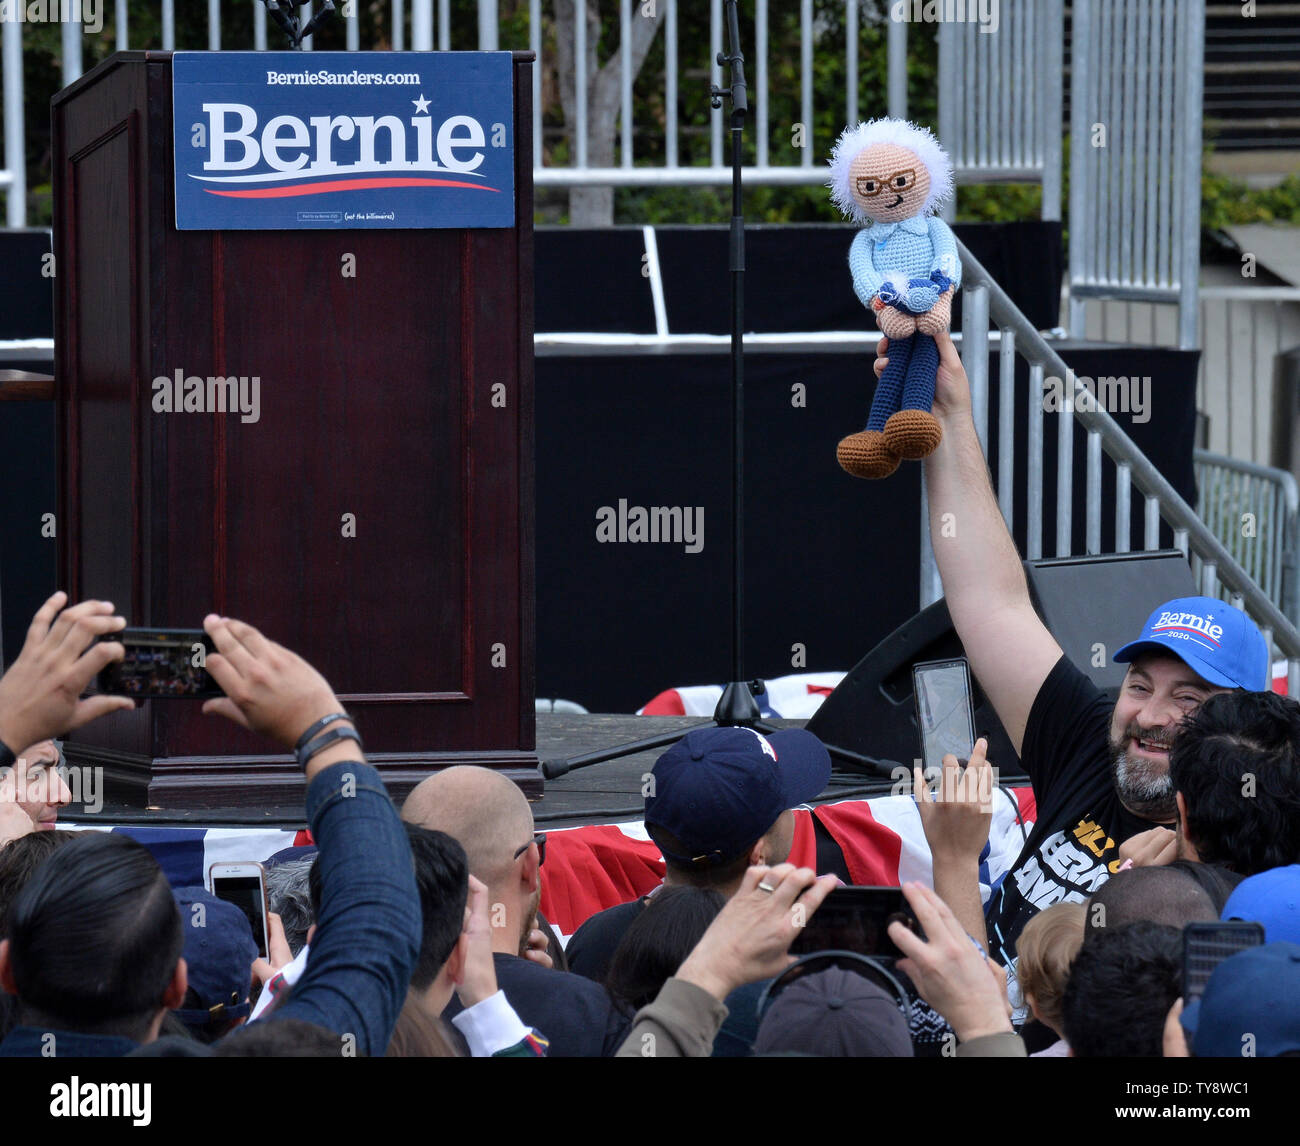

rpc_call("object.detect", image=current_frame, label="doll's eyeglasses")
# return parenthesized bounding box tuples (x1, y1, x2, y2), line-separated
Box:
(855, 168, 917, 198)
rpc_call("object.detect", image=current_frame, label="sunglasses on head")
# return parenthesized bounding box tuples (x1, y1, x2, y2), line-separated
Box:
(512, 832, 547, 867)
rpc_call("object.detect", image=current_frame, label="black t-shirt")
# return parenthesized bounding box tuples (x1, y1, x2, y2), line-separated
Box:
(441, 952, 632, 1057)
(985, 655, 1159, 966)
(565, 898, 649, 983)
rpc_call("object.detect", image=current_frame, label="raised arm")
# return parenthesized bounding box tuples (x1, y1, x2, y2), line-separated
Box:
(904, 330, 1063, 756)
(201, 616, 421, 1056)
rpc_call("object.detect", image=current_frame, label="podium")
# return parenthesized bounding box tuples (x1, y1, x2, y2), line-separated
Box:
(51, 51, 538, 808)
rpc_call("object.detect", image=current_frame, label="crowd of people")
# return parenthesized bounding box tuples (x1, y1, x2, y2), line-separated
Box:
(0, 328, 1298, 1059)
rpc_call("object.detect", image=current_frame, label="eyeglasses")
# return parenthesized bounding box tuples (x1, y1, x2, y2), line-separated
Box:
(855, 168, 917, 198)
(512, 832, 546, 867)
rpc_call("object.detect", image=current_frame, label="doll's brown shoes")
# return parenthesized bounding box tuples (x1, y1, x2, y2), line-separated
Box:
(837, 429, 900, 479)
(883, 409, 943, 460)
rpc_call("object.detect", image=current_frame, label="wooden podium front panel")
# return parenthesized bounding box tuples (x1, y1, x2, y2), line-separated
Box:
(53, 53, 537, 806)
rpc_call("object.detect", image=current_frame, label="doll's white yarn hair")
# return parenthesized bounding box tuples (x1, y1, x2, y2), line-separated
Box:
(827, 118, 955, 225)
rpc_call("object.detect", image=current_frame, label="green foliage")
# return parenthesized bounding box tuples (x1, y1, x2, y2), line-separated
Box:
(1202, 168, 1300, 229)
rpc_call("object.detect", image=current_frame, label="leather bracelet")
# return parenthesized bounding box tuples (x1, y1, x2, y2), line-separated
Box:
(294, 713, 352, 753)
(296, 726, 362, 771)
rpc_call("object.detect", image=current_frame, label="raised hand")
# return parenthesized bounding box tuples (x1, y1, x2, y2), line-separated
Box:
(676, 864, 838, 1002)
(888, 881, 1012, 1042)
(915, 736, 995, 864)
(0, 592, 133, 753)
(200, 615, 350, 761)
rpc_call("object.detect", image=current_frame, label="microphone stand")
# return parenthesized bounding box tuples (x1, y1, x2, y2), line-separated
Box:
(541, 1, 893, 782)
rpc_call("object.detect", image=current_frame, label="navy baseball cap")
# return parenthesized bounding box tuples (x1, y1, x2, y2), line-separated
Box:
(1221, 864, 1300, 945)
(644, 726, 831, 867)
(1113, 596, 1268, 691)
(173, 886, 258, 1027)
(1180, 942, 1300, 1057)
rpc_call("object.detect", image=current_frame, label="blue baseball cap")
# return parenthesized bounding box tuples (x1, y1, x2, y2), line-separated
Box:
(1221, 864, 1300, 945)
(1180, 942, 1300, 1057)
(644, 726, 831, 867)
(1113, 596, 1268, 691)
(172, 886, 258, 1028)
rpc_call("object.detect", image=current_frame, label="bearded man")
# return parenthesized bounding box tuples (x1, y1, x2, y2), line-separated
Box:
(888, 329, 1270, 969)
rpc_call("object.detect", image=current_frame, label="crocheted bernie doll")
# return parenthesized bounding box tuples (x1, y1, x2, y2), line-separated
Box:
(828, 119, 961, 479)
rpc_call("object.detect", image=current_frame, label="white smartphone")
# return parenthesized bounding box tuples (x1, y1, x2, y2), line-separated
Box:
(207, 861, 270, 959)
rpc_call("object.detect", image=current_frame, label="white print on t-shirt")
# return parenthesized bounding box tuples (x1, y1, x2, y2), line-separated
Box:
(1012, 818, 1121, 911)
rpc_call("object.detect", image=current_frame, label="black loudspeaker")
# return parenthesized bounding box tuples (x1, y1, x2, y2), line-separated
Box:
(805, 550, 1199, 780)
(805, 597, 1025, 779)
(1021, 550, 1196, 692)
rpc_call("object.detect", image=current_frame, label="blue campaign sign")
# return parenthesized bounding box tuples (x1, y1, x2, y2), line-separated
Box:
(173, 51, 515, 230)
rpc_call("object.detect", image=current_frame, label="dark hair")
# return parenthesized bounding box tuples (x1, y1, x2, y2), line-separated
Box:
(1084, 866, 1217, 940)
(7, 832, 183, 1040)
(1062, 921, 1182, 1057)
(403, 823, 470, 992)
(605, 887, 725, 1011)
(214, 1017, 354, 1057)
(647, 825, 757, 888)
(1169, 689, 1300, 875)
(308, 854, 323, 918)
(0, 830, 73, 936)
(265, 857, 316, 957)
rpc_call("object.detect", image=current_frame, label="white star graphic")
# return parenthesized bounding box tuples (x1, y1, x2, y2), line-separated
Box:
(412, 93, 431, 114)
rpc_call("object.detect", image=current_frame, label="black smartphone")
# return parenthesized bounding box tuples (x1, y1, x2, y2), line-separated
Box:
(97, 628, 222, 699)
(913, 657, 976, 773)
(790, 886, 919, 959)
(1182, 921, 1265, 1001)
(209, 862, 270, 959)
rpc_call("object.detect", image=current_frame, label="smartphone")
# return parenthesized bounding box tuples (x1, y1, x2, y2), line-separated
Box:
(789, 886, 919, 959)
(913, 657, 976, 773)
(1182, 921, 1264, 1001)
(97, 628, 222, 699)
(208, 861, 270, 960)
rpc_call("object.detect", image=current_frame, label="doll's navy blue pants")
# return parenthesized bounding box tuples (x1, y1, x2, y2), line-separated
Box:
(865, 330, 940, 433)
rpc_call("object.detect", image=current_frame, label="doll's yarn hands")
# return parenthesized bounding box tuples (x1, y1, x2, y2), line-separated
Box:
(915, 286, 954, 336)
(873, 298, 918, 339)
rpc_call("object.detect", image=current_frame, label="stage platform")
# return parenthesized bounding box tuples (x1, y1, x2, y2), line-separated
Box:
(57, 714, 900, 831)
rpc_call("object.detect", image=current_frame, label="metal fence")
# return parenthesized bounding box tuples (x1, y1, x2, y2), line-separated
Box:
(944, 236, 1300, 690)
(3, 1, 1071, 223)
(1077, 287, 1300, 464)
(1067, 0, 1206, 350)
(937, 0, 1063, 221)
(1193, 448, 1300, 626)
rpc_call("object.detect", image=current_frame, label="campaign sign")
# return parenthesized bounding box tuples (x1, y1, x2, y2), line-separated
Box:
(173, 51, 514, 230)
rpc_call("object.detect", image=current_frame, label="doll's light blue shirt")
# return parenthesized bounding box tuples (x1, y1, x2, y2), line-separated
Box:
(848, 214, 962, 312)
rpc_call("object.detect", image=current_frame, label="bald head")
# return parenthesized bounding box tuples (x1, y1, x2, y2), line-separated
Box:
(1084, 865, 1218, 941)
(401, 766, 534, 890)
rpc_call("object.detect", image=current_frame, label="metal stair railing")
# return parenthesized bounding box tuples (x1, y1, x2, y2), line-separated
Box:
(1193, 449, 1300, 629)
(921, 238, 1300, 693)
